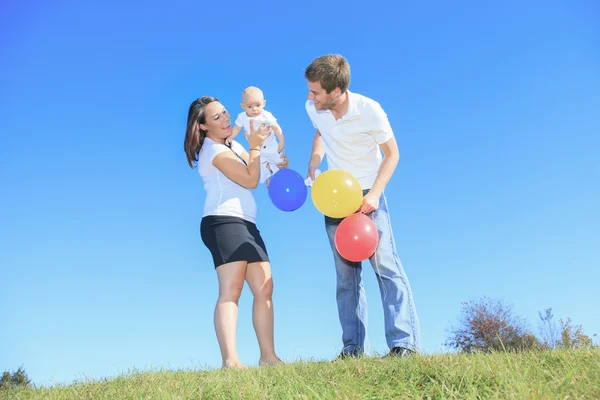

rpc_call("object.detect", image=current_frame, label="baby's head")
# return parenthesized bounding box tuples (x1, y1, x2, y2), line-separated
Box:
(241, 86, 266, 118)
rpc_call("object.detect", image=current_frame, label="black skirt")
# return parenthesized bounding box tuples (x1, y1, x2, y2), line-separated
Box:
(200, 215, 269, 268)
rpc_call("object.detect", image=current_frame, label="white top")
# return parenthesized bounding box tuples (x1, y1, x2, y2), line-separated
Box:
(305, 91, 394, 189)
(234, 110, 279, 154)
(197, 137, 257, 223)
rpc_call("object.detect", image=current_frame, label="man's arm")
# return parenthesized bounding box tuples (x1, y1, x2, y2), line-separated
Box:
(307, 130, 324, 180)
(359, 136, 399, 214)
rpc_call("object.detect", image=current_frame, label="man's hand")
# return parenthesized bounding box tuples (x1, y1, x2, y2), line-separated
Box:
(359, 191, 381, 214)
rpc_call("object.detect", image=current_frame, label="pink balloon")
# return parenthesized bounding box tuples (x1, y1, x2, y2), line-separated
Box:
(334, 213, 379, 262)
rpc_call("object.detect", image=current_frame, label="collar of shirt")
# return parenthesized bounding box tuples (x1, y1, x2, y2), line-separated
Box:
(314, 90, 360, 123)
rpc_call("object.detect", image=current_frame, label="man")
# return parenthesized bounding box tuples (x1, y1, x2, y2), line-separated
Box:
(304, 54, 419, 358)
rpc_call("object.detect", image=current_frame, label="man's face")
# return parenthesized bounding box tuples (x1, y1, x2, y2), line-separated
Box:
(307, 80, 340, 111)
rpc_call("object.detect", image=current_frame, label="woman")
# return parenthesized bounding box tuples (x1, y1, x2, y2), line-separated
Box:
(184, 96, 288, 368)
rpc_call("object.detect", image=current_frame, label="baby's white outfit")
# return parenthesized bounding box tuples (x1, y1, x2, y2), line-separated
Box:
(234, 110, 281, 183)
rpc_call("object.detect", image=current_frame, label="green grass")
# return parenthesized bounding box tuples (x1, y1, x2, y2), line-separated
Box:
(3, 348, 599, 399)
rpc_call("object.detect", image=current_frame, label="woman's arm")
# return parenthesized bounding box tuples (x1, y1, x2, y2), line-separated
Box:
(213, 148, 261, 189)
(212, 120, 270, 189)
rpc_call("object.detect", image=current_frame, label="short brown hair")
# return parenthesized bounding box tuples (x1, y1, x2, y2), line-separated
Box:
(305, 54, 350, 94)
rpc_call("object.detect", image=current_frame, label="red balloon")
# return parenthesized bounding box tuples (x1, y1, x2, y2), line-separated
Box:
(334, 213, 379, 262)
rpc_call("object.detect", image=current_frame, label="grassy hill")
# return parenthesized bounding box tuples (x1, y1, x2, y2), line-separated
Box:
(2, 348, 599, 399)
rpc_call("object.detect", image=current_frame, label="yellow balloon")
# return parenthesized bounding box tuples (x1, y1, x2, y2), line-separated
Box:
(311, 170, 363, 218)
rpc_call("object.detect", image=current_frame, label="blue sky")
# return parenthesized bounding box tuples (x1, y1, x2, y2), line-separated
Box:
(1, 0, 599, 386)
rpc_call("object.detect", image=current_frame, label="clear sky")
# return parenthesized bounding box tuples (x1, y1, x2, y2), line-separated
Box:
(1, 0, 599, 387)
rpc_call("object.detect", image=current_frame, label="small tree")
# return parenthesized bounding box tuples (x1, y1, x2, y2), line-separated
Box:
(11, 367, 31, 388)
(559, 318, 595, 349)
(446, 297, 540, 353)
(0, 367, 31, 390)
(538, 308, 560, 349)
(537, 308, 596, 349)
(0, 372, 11, 390)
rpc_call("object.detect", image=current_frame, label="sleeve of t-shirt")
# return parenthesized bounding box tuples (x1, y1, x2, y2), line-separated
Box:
(234, 113, 244, 128)
(206, 142, 231, 164)
(368, 102, 394, 144)
(263, 110, 277, 125)
(305, 100, 318, 129)
(231, 140, 246, 155)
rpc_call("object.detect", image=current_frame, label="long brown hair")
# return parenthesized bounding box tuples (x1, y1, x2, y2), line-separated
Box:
(184, 96, 219, 168)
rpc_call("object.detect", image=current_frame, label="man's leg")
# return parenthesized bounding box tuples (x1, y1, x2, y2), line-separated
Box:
(368, 193, 420, 352)
(325, 216, 367, 356)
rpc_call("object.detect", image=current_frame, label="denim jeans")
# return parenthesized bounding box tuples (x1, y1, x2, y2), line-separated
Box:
(325, 190, 420, 355)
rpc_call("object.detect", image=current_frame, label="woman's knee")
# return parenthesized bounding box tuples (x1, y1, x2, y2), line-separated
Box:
(218, 283, 244, 303)
(254, 278, 273, 299)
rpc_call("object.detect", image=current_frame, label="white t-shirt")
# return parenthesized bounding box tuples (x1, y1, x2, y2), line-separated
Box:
(197, 137, 257, 223)
(305, 91, 394, 189)
(234, 110, 279, 155)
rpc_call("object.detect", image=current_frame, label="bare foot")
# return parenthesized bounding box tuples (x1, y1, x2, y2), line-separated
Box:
(265, 163, 273, 188)
(259, 357, 283, 367)
(222, 359, 247, 369)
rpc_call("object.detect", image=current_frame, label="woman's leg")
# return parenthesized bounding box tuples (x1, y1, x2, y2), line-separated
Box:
(215, 261, 247, 368)
(245, 261, 282, 366)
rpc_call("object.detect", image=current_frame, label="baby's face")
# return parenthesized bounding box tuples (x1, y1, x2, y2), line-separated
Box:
(242, 94, 266, 118)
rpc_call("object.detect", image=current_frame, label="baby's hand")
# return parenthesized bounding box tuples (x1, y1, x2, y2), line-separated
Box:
(225, 137, 233, 146)
(277, 139, 285, 153)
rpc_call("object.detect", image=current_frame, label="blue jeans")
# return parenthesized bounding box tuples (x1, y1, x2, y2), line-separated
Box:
(325, 190, 420, 355)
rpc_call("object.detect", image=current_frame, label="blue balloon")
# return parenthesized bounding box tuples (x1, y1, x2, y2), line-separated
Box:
(267, 168, 308, 212)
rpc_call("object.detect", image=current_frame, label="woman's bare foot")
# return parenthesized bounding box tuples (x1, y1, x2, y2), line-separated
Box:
(222, 359, 247, 369)
(259, 356, 283, 367)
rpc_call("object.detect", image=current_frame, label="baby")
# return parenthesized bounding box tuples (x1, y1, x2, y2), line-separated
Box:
(227, 86, 285, 186)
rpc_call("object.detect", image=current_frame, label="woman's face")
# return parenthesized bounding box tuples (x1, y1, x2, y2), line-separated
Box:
(201, 101, 233, 139)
